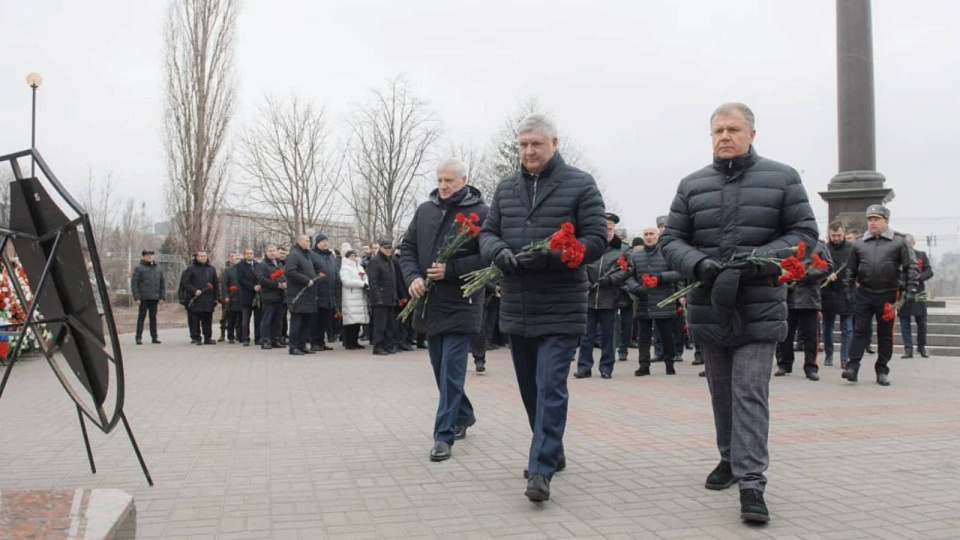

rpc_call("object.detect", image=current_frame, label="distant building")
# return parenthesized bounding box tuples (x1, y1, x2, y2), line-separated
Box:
(153, 220, 172, 236)
(211, 208, 356, 264)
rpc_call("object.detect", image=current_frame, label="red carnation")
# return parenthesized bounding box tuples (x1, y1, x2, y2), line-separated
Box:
(882, 302, 896, 321)
(455, 213, 467, 224)
(318, 272, 327, 278)
(617, 254, 628, 272)
(778, 255, 807, 283)
(229, 285, 238, 292)
(811, 253, 828, 270)
(270, 268, 285, 280)
(560, 223, 576, 236)
(334, 312, 343, 320)
(560, 241, 586, 269)
(796, 242, 807, 258)
(398, 298, 408, 307)
(469, 212, 480, 223)
(677, 306, 684, 314)
(917, 259, 924, 272)
(206, 282, 214, 290)
(642, 273, 659, 288)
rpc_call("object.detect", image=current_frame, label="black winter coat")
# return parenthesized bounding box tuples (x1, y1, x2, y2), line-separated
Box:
(284, 245, 318, 314)
(236, 260, 259, 308)
(180, 260, 220, 313)
(586, 237, 629, 311)
(367, 252, 400, 307)
(221, 264, 241, 312)
(400, 186, 490, 336)
(131, 260, 165, 301)
(821, 240, 855, 315)
(660, 147, 819, 347)
(900, 249, 933, 317)
(625, 244, 684, 319)
(256, 257, 286, 304)
(786, 240, 833, 310)
(843, 229, 919, 294)
(479, 154, 608, 337)
(310, 246, 340, 310)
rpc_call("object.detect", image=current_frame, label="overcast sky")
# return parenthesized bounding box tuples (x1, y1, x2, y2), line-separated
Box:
(1, 0, 957, 242)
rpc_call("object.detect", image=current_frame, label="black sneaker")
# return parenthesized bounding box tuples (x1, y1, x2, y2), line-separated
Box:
(740, 489, 770, 523)
(524, 474, 550, 502)
(692, 358, 704, 366)
(705, 460, 735, 490)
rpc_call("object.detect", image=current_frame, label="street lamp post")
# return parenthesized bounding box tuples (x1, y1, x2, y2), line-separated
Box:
(26, 72, 43, 177)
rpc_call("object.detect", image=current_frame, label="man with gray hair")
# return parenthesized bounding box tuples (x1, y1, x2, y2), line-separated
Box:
(660, 102, 818, 523)
(480, 113, 607, 502)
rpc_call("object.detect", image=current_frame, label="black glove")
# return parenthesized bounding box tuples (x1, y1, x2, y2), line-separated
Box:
(598, 276, 612, 287)
(494, 248, 520, 275)
(516, 250, 560, 272)
(695, 258, 724, 286)
(632, 286, 644, 297)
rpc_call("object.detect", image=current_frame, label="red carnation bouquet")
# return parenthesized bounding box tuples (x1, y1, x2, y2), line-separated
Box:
(657, 243, 808, 308)
(917, 258, 924, 273)
(642, 273, 659, 288)
(228, 285, 238, 293)
(398, 212, 483, 322)
(270, 268, 285, 281)
(591, 253, 629, 290)
(188, 282, 215, 308)
(462, 222, 587, 298)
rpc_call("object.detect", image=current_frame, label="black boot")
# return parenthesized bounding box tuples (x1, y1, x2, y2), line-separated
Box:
(740, 489, 770, 523)
(665, 361, 676, 375)
(524, 474, 550, 502)
(705, 460, 735, 490)
(634, 364, 650, 377)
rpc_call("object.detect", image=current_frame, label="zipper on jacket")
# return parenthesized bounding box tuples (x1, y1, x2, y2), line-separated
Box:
(533, 178, 538, 207)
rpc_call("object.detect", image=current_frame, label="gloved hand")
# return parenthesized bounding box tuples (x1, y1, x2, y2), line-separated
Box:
(695, 258, 724, 286)
(632, 286, 644, 297)
(598, 276, 612, 287)
(494, 248, 520, 275)
(728, 259, 780, 280)
(516, 250, 560, 272)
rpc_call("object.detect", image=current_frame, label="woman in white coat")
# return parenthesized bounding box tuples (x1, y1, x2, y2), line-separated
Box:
(340, 248, 369, 349)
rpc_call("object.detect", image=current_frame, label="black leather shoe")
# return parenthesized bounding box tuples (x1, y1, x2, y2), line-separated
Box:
(918, 348, 930, 358)
(705, 460, 735, 490)
(429, 441, 451, 462)
(618, 355, 627, 362)
(600, 373, 612, 379)
(902, 351, 913, 359)
(805, 372, 820, 381)
(573, 370, 591, 379)
(373, 348, 389, 356)
(204, 340, 216, 345)
(302, 347, 316, 354)
(135, 338, 143, 345)
(665, 362, 676, 375)
(866, 345, 876, 354)
(842, 367, 858, 382)
(261, 344, 273, 350)
(699, 370, 706, 377)
(152, 338, 161, 344)
(824, 356, 833, 367)
(417, 342, 428, 350)
(320, 345, 334, 351)
(289, 348, 305, 356)
(635, 365, 650, 377)
(740, 489, 770, 523)
(524, 474, 550, 502)
(397, 344, 414, 352)
(692, 358, 704, 366)
(242, 341, 250, 347)
(453, 417, 476, 440)
(194, 341, 203, 346)
(475, 359, 486, 373)
(877, 373, 890, 386)
(774, 368, 789, 377)
(523, 453, 565, 479)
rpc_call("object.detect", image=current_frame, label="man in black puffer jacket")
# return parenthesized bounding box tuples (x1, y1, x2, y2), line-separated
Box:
(310, 234, 340, 352)
(180, 251, 221, 345)
(775, 240, 832, 380)
(479, 114, 607, 502)
(285, 235, 319, 355)
(575, 213, 628, 380)
(401, 158, 489, 463)
(821, 222, 855, 368)
(626, 226, 684, 376)
(842, 205, 918, 386)
(660, 103, 818, 524)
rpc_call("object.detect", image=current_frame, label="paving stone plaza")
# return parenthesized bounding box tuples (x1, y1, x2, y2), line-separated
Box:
(1, 332, 958, 539)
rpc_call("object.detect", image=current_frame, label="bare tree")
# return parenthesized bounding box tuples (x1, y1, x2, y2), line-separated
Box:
(342, 76, 441, 242)
(237, 95, 343, 243)
(163, 0, 237, 258)
(444, 142, 498, 202)
(79, 167, 119, 252)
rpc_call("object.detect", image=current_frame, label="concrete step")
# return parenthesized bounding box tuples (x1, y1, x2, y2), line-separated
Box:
(830, 333, 960, 348)
(927, 313, 960, 324)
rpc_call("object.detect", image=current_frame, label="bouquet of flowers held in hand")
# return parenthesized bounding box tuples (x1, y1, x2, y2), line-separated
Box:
(656, 242, 809, 308)
(188, 282, 215, 308)
(398, 212, 482, 323)
(882, 290, 930, 321)
(461, 222, 586, 298)
(591, 254, 628, 290)
(291, 271, 327, 306)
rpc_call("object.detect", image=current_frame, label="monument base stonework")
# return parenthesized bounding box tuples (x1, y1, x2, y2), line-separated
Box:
(0, 489, 135, 539)
(819, 170, 894, 232)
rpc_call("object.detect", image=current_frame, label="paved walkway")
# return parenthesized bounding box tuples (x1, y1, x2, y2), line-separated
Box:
(1, 333, 959, 539)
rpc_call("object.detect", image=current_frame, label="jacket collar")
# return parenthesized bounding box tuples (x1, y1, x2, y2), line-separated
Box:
(713, 146, 758, 173)
(865, 228, 895, 241)
(429, 185, 483, 208)
(521, 152, 563, 181)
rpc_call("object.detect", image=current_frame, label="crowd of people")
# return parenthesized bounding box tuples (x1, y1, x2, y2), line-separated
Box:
(127, 103, 931, 525)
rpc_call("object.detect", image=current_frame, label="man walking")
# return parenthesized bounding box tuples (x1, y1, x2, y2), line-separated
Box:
(367, 241, 400, 355)
(899, 234, 933, 358)
(285, 235, 318, 355)
(821, 222, 855, 368)
(256, 245, 287, 350)
(575, 213, 628, 379)
(131, 249, 164, 345)
(775, 240, 832, 380)
(626, 226, 683, 376)
(401, 157, 489, 462)
(660, 103, 818, 523)
(181, 251, 221, 345)
(842, 205, 918, 385)
(479, 113, 607, 502)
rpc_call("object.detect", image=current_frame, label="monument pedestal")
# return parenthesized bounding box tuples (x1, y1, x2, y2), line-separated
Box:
(0, 489, 136, 539)
(819, 170, 894, 231)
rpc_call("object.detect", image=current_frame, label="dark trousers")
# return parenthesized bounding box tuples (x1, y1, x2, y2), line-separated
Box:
(371, 306, 398, 350)
(470, 306, 489, 361)
(241, 307, 261, 343)
(429, 333, 475, 444)
(224, 310, 241, 341)
(899, 314, 927, 353)
(344, 324, 361, 348)
(313, 307, 333, 346)
(578, 309, 616, 375)
(397, 315, 413, 345)
(260, 301, 283, 345)
(189, 311, 213, 341)
(280, 305, 288, 338)
(638, 317, 677, 365)
(778, 309, 820, 374)
(135, 300, 159, 339)
(616, 305, 633, 357)
(849, 289, 897, 375)
(288, 312, 314, 351)
(508, 333, 578, 479)
(484, 301, 500, 345)
(822, 312, 854, 362)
